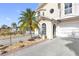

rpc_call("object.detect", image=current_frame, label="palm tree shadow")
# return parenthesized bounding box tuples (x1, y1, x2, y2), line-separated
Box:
(63, 37, 79, 56)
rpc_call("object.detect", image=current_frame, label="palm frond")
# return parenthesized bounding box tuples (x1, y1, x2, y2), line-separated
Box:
(19, 8, 39, 32)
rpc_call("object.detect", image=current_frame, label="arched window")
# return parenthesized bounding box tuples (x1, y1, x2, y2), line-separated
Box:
(38, 11, 40, 16)
(42, 23, 46, 35)
(53, 24, 56, 38)
(43, 12, 44, 16)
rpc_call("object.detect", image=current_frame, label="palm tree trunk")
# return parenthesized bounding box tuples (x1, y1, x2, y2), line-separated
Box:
(10, 33, 12, 45)
(30, 23, 32, 38)
(30, 29, 32, 38)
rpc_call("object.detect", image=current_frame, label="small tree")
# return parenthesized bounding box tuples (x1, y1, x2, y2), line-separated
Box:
(1, 24, 8, 29)
(11, 22, 17, 34)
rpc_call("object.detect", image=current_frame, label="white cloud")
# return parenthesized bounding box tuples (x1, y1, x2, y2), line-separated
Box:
(16, 10, 21, 13)
(6, 17, 11, 21)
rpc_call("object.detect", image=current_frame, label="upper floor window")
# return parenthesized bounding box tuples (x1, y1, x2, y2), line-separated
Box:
(38, 11, 40, 16)
(64, 3, 72, 14)
(43, 12, 44, 16)
(50, 9, 54, 14)
(58, 3, 61, 9)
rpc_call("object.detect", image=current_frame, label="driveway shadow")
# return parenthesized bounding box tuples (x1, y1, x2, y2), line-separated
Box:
(62, 37, 79, 56)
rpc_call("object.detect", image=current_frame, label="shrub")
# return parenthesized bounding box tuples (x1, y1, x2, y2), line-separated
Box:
(1, 51, 8, 54)
(28, 38, 35, 41)
(0, 45, 4, 47)
(0, 46, 8, 50)
(20, 45, 25, 48)
(19, 41, 23, 43)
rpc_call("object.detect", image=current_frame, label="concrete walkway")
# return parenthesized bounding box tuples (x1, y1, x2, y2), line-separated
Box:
(6, 37, 79, 56)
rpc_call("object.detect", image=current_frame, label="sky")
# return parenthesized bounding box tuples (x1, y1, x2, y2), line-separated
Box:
(0, 3, 38, 27)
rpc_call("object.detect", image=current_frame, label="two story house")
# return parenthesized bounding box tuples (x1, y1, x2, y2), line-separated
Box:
(34, 3, 79, 39)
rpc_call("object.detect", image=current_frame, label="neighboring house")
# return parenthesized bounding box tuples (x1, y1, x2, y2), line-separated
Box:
(34, 3, 79, 39)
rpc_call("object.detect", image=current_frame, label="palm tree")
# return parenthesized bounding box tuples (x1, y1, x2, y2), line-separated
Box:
(19, 8, 39, 38)
(7, 27, 12, 45)
(10, 22, 17, 45)
(11, 22, 17, 33)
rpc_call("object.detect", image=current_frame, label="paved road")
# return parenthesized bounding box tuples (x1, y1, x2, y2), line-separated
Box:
(6, 37, 79, 56)
(0, 35, 31, 45)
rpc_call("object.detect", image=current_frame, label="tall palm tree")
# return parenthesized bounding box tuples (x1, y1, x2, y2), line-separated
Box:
(9, 22, 17, 46)
(19, 9, 39, 38)
(7, 27, 12, 45)
(11, 22, 17, 33)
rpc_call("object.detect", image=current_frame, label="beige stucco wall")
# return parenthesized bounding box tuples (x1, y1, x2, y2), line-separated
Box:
(35, 3, 79, 38)
(39, 20, 53, 39)
(37, 3, 79, 20)
(43, 3, 60, 20)
(37, 3, 60, 20)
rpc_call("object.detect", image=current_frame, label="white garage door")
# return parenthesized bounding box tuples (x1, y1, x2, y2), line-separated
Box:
(56, 22, 79, 38)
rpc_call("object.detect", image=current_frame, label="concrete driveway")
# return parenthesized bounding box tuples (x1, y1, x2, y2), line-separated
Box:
(6, 37, 79, 56)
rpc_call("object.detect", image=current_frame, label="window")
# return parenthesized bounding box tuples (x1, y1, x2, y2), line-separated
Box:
(42, 23, 46, 35)
(43, 12, 44, 16)
(53, 24, 56, 38)
(38, 11, 40, 16)
(50, 9, 54, 14)
(58, 3, 61, 9)
(64, 3, 72, 14)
